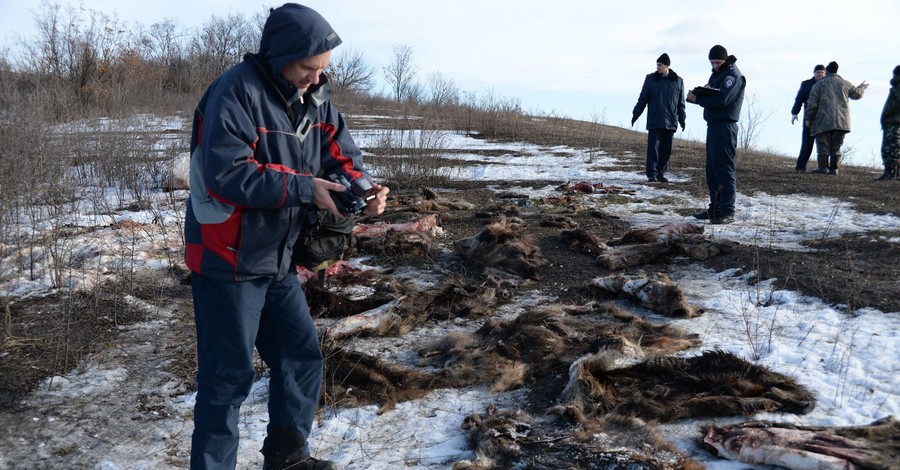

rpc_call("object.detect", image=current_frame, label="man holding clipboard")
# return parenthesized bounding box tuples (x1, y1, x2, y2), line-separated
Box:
(686, 44, 746, 225)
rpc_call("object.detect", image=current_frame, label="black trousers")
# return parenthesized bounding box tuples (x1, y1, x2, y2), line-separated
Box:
(646, 128, 675, 179)
(795, 123, 815, 170)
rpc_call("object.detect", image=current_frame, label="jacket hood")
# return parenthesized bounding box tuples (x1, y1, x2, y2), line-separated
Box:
(891, 75, 900, 87)
(654, 69, 679, 80)
(259, 3, 342, 76)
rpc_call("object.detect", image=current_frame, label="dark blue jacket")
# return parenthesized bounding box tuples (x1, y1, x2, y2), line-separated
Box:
(696, 56, 746, 123)
(791, 77, 817, 116)
(633, 70, 686, 130)
(185, 5, 368, 281)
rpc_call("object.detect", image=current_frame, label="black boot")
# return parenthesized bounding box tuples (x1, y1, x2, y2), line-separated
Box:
(876, 165, 897, 181)
(262, 428, 337, 470)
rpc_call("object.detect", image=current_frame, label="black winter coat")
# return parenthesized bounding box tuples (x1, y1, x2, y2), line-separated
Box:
(696, 56, 746, 123)
(633, 70, 686, 130)
(791, 77, 817, 117)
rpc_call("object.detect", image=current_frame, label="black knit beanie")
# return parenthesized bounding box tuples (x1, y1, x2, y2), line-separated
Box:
(826, 61, 839, 73)
(814, 64, 825, 72)
(893, 65, 900, 76)
(708, 45, 727, 60)
(657, 53, 671, 66)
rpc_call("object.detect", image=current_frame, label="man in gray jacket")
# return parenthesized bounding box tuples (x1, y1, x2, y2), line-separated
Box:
(632, 53, 686, 183)
(805, 61, 868, 175)
(186, 4, 389, 469)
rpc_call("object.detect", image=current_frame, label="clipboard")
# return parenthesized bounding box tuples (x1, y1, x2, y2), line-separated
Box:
(691, 86, 721, 97)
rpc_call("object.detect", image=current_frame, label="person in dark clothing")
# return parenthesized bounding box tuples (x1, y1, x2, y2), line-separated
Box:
(686, 44, 746, 225)
(632, 52, 686, 183)
(791, 64, 826, 172)
(877, 65, 900, 180)
(805, 61, 868, 175)
(185, 4, 389, 469)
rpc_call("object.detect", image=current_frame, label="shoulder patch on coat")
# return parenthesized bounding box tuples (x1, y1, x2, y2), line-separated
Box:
(725, 77, 735, 88)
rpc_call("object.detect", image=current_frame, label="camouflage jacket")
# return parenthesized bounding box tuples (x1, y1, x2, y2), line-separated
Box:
(806, 73, 866, 136)
(881, 76, 900, 128)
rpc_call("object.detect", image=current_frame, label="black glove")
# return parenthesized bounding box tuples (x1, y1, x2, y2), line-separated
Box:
(679, 121, 685, 131)
(631, 116, 637, 126)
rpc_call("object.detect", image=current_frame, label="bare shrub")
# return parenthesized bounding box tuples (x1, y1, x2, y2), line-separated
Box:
(365, 124, 453, 189)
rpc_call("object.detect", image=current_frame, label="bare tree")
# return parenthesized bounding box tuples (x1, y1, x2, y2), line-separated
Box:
(426, 70, 458, 107)
(382, 44, 419, 103)
(739, 93, 776, 150)
(326, 47, 375, 95)
(189, 13, 258, 86)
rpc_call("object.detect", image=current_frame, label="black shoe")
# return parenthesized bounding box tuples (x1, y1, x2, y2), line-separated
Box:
(876, 171, 896, 181)
(264, 454, 337, 470)
(828, 168, 838, 175)
(811, 168, 828, 174)
(656, 175, 669, 183)
(647, 176, 656, 182)
(710, 214, 734, 225)
(795, 167, 806, 173)
(691, 210, 710, 220)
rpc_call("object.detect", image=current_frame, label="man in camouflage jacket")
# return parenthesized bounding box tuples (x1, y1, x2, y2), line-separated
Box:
(877, 65, 900, 180)
(805, 61, 868, 175)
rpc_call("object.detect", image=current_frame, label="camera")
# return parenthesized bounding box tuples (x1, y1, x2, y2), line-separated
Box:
(329, 172, 374, 215)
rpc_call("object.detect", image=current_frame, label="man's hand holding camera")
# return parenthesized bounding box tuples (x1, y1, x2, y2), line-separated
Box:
(311, 177, 389, 217)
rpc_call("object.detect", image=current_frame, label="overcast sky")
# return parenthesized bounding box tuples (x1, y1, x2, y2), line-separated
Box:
(2, 0, 898, 167)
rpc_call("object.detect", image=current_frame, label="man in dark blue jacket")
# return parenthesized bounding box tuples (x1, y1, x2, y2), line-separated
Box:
(791, 64, 826, 172)
(632, 53, 686, 183)
(185, 4, 389, 469)
(687, 44, 746, 225)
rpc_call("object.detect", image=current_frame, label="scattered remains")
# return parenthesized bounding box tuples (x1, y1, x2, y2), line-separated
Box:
(598, 222, 738, 269)
(565, 349, 816, 422)
(453, 406, 702, 470)
(453, 218, 548, 279)
(591, 272, 701, 318)
(417, 302, 701, 393)
(701, 417, 899, 470)
(560, 228, 609, 254)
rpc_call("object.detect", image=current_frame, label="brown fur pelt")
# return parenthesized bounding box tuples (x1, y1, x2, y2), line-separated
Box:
(453, 406, 702, 470)
(304, 281, 397, 318)
(598, 226, 736, 270)
(701, 417, 899, 470)
(358, 228, 434, 257)
(568, 349, 816, 422)
(453, 218, 548, 279)
(607, 222, 705, 246)
(538, 214, 578, 229)
(417, 302, 701, 392)
(373, 277, 512, 337)
(591, 273, 702, 318)
(321, 341, 447, 413)
(560, 228, 609, 254)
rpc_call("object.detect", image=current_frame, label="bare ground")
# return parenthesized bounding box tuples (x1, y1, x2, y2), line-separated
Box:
(1, 116, 898, 468)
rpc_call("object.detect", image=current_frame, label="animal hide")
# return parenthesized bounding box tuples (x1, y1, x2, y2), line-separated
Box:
(453, 406, 701, 470)
(453, 218, 548, 279)
(568, 349, 816, 422)
(417, 303, 700, 392)
(591, 273, 701, 318)
(321, 342, 446, 412)
(353, 213, 443, 239)
(598, 223, 737, 269)
(560, 228, 609, 254)
(701, 417, 899, 470)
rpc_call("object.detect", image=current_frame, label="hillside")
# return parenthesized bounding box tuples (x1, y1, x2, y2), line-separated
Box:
(0, 110, 897, 469)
